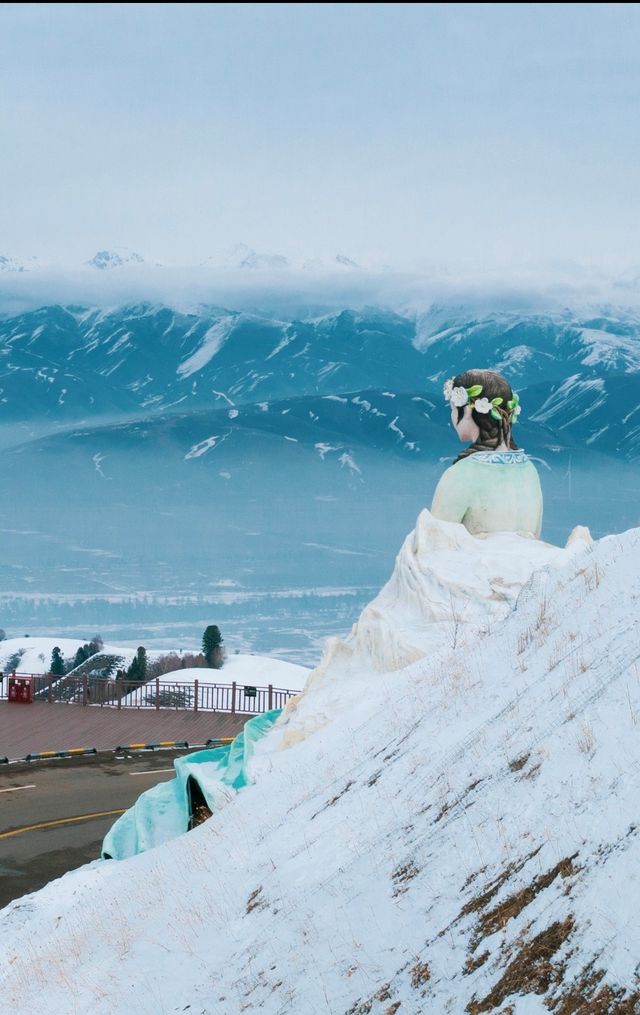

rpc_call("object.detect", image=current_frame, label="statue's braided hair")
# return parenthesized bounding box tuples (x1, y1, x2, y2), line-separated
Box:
(450, 369, 519, 464)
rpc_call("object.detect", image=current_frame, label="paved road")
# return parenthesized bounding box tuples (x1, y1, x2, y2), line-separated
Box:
(0, 751, 191, 909)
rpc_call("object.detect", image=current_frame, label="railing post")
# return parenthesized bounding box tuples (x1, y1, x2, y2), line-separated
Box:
(231, 681, 236, 715)
(82, 674, 88, 706)
(268, 684, 273, 711)
(194, 678, 199, 713)
(155, 677, 160, 710)
(48, 672, 53, 704)
(117, 678, 122, 710)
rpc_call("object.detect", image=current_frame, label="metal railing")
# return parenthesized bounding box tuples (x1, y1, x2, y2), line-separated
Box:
(0, 672, 298, 714)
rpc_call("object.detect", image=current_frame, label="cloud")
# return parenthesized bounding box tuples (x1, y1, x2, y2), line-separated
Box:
(1, 258, 640, 319)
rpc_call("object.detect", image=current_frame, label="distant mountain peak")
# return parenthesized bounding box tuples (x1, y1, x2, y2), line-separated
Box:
(87, 248, 145, 270)
(199, 244, 290, 271)
(0, 254, 27, 272)
(239, 249, 289, 271)
(301, 253, 361, 272)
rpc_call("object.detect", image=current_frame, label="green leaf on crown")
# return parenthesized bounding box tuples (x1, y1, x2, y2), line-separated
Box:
(466, 384, 483, 397)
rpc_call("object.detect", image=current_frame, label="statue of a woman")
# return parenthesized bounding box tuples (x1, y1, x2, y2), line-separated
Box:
(430, 369, 543, 538)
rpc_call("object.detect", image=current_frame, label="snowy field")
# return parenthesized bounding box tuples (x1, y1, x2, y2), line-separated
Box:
(1, 512, 639, 1012)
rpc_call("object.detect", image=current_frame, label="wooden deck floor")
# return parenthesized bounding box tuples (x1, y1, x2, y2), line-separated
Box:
(0, 701, 251, 759)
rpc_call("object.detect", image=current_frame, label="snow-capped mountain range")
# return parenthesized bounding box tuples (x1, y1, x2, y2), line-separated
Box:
(0, 301, 639, 460)
(0, 246, 362, 273)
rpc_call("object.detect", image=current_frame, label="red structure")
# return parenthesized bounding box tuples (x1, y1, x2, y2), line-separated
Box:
(8, 674, 32, 704)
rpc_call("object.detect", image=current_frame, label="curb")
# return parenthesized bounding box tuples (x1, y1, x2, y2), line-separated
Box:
(24, 748, 98, 763)
(115, 740, 189, 753)
(2, 739, 228, 766)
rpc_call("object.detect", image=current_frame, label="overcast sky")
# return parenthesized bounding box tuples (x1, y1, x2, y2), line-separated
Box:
(1, 3, 639, 272)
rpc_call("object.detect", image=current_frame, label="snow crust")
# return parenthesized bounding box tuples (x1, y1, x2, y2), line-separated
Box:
(1, 515, 640, 1013)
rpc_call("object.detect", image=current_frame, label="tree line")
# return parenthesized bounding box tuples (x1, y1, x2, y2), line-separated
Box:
(48, 625, 225, 682)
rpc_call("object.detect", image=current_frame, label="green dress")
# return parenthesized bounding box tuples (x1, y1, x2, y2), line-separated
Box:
(430, 449, 543, 537)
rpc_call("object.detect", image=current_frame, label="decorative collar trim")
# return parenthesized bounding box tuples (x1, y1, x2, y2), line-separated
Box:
(468, 450, 529, 465)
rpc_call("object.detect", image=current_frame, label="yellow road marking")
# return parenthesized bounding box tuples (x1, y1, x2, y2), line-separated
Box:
(128, 768, 174, 776)
(0, 808, 126, 840)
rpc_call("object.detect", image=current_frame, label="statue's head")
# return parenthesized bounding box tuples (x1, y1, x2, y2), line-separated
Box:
(443, 369, 521, 455)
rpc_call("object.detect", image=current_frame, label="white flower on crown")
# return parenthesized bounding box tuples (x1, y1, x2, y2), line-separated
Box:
(473, 397, 493, 414)
(450, 386, 469, 407)
(443, 378, 455, 402)
(512, 403, 522, 417)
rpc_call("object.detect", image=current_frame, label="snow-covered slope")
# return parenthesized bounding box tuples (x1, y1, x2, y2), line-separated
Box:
(1, 515, 639, 1013)
(156, 654, 309, 691)
(0, 637, 135, 675)
(415, 304, 640, 377)
(119, 655, 309, 707)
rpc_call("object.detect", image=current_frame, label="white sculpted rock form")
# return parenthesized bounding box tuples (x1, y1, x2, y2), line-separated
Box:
(281, 510, 593, 743)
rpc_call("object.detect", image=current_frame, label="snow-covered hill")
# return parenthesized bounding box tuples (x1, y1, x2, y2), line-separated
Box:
(1, 514, 639, 1013)
(0, 637, 125, 675)
(0, 639, 307, 695)
(157, 653, 309, 692)
(119, 655, 309, 707)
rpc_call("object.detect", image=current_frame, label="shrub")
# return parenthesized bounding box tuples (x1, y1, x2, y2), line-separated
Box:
(145, 652, 208, 680)
(3, 648, 25, 673)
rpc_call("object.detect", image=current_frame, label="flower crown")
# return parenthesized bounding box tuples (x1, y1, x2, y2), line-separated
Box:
(443, 378, 521, 422)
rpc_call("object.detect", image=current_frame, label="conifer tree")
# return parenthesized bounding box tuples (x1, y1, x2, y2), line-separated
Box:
(73, 645, 90, 669)
(50, 646, 65, 676)
(202, 625, 224, 668)
(127, 646, 147, 682)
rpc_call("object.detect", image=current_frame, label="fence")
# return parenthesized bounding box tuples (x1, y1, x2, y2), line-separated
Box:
(0, 672, 297, 715)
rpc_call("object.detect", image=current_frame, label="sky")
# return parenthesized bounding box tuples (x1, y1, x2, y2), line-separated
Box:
(1, 3, 639, 273)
